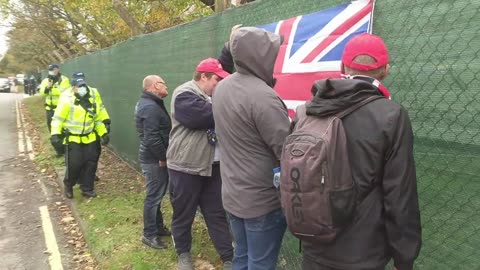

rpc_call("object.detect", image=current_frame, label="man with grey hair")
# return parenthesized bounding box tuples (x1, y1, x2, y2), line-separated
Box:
(135, 75, 172, 249)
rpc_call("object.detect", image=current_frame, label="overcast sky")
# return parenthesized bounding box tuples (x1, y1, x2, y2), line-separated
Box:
(0, 19, 8, 58)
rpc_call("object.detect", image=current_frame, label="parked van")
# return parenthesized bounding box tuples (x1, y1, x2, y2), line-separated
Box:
(16, 74, 25, 85)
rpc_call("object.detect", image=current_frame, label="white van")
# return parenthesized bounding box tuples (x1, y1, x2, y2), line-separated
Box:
(16, 74, 25, 85)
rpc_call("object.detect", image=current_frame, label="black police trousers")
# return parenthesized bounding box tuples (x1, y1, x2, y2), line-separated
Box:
(64, 141, 98, 192)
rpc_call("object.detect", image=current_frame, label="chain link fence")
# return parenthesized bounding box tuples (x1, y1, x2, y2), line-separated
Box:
(55, 0, 480, 269)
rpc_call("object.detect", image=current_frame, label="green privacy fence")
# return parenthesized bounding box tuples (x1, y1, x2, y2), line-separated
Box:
(54, 0, 480, 269)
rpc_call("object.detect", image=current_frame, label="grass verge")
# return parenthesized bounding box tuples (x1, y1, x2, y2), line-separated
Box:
(23, 96, 221, 270)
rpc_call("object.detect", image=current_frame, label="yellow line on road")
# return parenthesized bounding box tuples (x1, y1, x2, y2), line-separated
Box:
(16, 101, 25, 155)
(39, 206, 64, 270)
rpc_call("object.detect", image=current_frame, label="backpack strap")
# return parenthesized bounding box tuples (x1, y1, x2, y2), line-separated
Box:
(336, 95, 384, 119)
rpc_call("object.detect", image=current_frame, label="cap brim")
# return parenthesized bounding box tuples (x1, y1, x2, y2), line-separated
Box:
(214, 70, 230, 79)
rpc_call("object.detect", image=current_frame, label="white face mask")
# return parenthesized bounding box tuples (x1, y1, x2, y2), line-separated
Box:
(77, 87, 87, 97)
(48, 71, 55, 76)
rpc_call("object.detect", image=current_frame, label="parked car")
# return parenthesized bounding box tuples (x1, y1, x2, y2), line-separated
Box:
(0, 78, 11, 92)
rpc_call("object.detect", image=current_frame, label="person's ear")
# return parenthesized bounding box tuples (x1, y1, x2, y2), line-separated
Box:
(379, 64, 390, 81)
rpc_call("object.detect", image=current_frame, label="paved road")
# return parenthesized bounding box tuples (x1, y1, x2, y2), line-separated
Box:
(0, 93, 72, 270)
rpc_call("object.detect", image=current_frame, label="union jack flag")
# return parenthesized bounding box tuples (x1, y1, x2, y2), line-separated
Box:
(259, 0, 375, 117)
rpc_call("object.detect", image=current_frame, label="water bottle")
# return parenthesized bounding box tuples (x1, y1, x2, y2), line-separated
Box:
(273, 167, 281, 188)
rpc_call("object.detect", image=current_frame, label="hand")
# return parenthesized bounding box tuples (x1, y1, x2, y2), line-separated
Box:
(47, 81, 53, 88)
(159, 160, 167, 167)
(393, 267, 399, 270)
(100, 134, 109, 145)
(50, 134, 63, 147)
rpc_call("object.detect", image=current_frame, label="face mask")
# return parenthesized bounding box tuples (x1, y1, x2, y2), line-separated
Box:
(77, 87, 87, 97)
(48, 71, 55, 76)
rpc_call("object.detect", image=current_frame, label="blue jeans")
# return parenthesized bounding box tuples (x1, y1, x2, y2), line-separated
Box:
(141, 163, 169, 238)
(227, 208, 287, 270)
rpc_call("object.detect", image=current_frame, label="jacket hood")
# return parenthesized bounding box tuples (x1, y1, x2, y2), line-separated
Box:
(230, 27, 282, 86)
(306, 78, 383, 117)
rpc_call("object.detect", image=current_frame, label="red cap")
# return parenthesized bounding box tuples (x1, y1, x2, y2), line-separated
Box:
(196, 58, 230, 79)
(341, 33, 389, 71)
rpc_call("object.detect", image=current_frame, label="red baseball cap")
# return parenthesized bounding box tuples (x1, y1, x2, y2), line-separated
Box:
(341, 33, 389, 71)
(196, 58, 230, 79)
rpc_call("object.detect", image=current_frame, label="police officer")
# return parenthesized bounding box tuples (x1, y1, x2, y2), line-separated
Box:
(71, 72, 111, 181)
(50, 77, 109, 199)
(40, 64, 70, 155)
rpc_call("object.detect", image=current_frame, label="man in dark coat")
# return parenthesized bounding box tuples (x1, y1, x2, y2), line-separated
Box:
(135, 75, 172, 249)
(301, 33, 422, 270)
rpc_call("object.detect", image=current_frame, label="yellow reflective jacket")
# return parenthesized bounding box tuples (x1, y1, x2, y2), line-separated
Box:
(89, 86, 110, 124)
(64, 85, 110, 124)
(39, 75, 71, 110)
(51, 87, 108, 144)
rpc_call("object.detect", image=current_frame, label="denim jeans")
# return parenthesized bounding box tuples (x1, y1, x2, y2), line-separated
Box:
(227, 208, 287, 270)
(141, 163, 169, 238)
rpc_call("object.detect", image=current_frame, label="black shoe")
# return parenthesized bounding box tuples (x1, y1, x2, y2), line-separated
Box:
(142, 236, 167, 249)
(81, 190, 97, 198)
(94, 175, 100, 182)
(157, 225, 171, 237)
(64, 186, 73, 199)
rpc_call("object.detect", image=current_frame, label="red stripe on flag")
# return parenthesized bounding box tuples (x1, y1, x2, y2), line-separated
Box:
(274, 17, 297, 74)
(301, 2, 372, 63)
(274, 71, 341, 101)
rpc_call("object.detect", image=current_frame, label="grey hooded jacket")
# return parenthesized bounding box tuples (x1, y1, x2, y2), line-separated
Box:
(212, 27, 290, 219)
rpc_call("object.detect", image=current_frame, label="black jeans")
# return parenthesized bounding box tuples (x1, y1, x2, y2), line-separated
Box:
(141, 163, 169, 238)
(46, 109, 54, 132)
(169, 165, 233, 262)
(64, 142, 97, 192)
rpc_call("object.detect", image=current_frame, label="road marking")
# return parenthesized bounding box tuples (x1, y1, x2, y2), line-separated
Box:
(37, 179, 48, 197)
(16, 100, 35, 159)
(15, 100, 21, 129)
(16, 101, 26, 155)
(39, 206, 64, 270)
(19, 102, 35, 160)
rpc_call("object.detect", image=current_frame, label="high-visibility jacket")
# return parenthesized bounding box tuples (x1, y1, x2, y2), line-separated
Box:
(89, 86, 110, 124)
(65, 85, 110, 124)
(39, 75, 70, 110)
(51, 87, 108, 144)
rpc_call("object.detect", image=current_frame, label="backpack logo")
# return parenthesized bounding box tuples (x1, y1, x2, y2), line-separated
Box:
(289, 167, 304, 224)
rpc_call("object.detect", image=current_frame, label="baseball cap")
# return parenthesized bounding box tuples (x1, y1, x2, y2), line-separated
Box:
(48, 64, 60, 71)
(196, 58, 230, 79)
(72, 72, 85, 79)
(341, 33, 389, 71)
(71, 78, 87, 87)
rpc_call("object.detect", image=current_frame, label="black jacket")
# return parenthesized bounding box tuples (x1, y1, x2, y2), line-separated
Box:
(302, 78, 421, 270)
(218, 42, 235, 74)
(135, 91, 172, 164)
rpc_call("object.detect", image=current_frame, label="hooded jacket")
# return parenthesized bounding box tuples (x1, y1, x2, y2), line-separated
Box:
(212, 27, 290, 219)
(302, 77, 422, 270)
